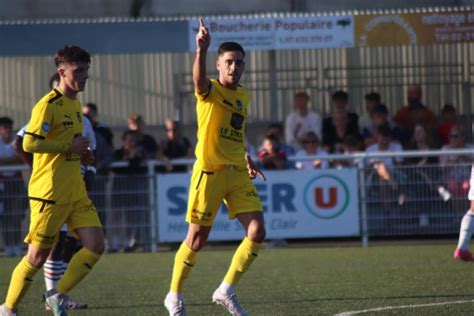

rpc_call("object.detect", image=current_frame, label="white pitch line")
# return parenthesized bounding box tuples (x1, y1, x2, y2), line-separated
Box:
(334, 299, 474, 316)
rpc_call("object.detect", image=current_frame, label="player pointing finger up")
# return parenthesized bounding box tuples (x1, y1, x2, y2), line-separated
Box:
(196, 18, 210, 50)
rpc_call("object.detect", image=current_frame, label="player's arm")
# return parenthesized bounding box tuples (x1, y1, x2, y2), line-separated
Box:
(23, 102, 88, 155)
(193, 18, 211, 95)
(12, 135, 33, 167)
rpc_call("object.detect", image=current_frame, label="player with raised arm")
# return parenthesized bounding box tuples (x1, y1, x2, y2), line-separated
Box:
(454, 165, 474, 261)
(0, 45, 104, 316)
(164, 19, 267, 316)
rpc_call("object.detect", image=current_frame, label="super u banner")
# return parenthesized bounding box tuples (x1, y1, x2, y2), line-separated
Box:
(157, 168, 360, 242)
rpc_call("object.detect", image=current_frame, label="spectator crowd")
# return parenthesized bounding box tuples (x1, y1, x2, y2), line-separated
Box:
(0, 83, 472, 254)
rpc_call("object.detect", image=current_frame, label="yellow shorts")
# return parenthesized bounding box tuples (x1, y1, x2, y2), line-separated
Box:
(25, 197, 102, 249)
(186, 163, 263, 226)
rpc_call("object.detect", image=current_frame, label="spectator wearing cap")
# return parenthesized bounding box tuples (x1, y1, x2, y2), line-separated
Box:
(362, 103, 401, 147)
(437, 104, 459, 145)
(394, 84, 437, 146)
(284, 92, 322, 150)
(359, 92, 382, 136)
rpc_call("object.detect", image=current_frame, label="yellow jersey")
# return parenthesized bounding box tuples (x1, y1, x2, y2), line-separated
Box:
(194, 79, 250, 170)
(24, 88, 87, 205)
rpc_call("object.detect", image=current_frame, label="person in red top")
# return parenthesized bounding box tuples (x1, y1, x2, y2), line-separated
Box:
(394, 84, 437, 146)
(258, 134, 287, 169)
(437, 104, 458, 145)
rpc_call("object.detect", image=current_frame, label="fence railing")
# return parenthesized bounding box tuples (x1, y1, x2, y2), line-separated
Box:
(0, 148, 472, 254)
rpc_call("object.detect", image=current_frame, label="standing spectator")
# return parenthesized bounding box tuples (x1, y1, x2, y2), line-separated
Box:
(258, 134, 287, 170)
(323, 110, 362, 153)
(295, 132, 329, 170)
(394, 84, 437, 146)
(127, 112, 158, 159)
(83, 102, 115, 228)
(0, 117, 24, 257)
(437, 104, 458, 145)
(284, 92, 322, 150)
(110, 130, 148, 252)
(323, 90, 359, 136)
(160, 119, 193, 172)
(359, 92, 381, 135)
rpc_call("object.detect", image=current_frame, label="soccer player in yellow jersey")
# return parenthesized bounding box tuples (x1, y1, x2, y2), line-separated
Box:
(164, 19, 266, 316)
(0, 45, 104, 316)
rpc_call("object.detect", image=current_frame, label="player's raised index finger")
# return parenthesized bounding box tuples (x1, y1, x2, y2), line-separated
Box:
(199, 18, 205, 28)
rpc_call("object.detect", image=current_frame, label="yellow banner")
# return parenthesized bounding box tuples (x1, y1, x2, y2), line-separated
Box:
(355, 10, 474, 47)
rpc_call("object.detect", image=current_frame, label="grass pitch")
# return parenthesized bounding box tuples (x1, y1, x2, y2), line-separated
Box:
(1, 243, 473, 315)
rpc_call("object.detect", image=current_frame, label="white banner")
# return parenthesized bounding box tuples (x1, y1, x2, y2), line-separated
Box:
(188, 16, 354, 52)
(157, 169, 360, 242)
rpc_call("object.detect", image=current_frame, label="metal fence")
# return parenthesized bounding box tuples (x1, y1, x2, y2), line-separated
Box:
(0, 149, 472, 255)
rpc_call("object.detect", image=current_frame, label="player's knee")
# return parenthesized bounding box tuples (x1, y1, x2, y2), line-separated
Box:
(186, 229, 210, 252)
(247, 223, 266, 243)
(26, 248, 50, 267)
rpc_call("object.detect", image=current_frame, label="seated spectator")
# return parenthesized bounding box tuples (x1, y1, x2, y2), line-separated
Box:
(258, 134, 287, 170)
(365, 125, 405, 205)
(323, 110, 362, 153)
(295, 132, 329, 170)
(394, 84, 437, 146)
(359, 92, 381, 136)
(127, 112, 158, 158)
(110, 130, 148, 252)
(323, 90, 359, 144)
(284, 92, 322, 150)
(362, 104, 401, 147)
(440, 126, 474, 198)
(333, 135, 362, 168)
(267, 122, 295, 156)
(440, 125, 474, 165)
(160, 119, 193, 172)
(437, 104, 458, 145)
(404, 124, 438, 165)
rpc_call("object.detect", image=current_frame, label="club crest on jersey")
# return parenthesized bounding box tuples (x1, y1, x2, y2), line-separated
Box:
(236, 100, 243, 111)
(76, 112, 82, 123)
(42, 123, 49, 132)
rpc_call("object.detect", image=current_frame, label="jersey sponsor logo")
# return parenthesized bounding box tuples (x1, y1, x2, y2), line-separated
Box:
(230, 113, 244, 130)
(223, 99, 234, 107)
(236, 100, 243, 111)
(42, 122, 49, 132)
(35, 232, 56, 241)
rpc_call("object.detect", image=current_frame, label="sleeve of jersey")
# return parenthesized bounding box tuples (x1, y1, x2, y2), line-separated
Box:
(23, 101, 71, 154)
(194, 80, 213, 101)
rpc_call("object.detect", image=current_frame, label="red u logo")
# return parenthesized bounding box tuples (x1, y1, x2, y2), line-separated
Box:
(315, 187, 338, 208)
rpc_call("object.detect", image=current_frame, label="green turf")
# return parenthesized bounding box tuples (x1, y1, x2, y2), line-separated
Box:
(1, 244, 473, 315)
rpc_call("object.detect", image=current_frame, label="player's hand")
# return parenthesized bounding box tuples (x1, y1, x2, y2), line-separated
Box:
(71, 136, 89, 155)
(246, 155, 266, 181)
(81, 149, 95, 165)
(196, 18, 210, 51)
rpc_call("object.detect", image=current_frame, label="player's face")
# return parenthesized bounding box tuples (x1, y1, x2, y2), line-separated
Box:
(59, 62, 90, 93)
(216, 51, 245, 88)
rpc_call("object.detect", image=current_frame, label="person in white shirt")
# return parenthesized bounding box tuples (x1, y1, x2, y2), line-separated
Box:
(295, 131, 329, 170)
(285, 92, 322, 150)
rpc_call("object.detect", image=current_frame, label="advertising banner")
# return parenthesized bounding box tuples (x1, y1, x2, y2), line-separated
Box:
(188, 16, 354, 52)
(355, 10, 474, 47)
(157, 169, 360, 242)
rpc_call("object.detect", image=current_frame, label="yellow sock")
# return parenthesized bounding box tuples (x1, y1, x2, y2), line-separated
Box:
(5, 257, 39, 309)
(223, 237, 262, 286)
(56, 248, 101, 294)
(170, 242, 197, 293)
